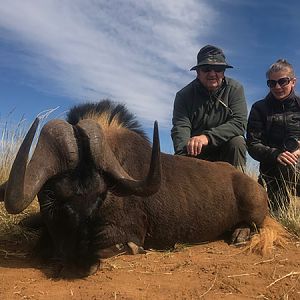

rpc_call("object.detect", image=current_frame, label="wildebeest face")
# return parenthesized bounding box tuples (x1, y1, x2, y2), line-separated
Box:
(3, 116, 160, 277)
(37, 169, 107, 277)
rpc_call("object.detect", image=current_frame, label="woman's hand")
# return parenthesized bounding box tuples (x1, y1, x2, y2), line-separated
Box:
(277, 150, 300, 166)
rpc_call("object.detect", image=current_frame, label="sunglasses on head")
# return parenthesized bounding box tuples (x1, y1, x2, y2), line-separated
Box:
(267, 77, 292, 88)
(199, 66, 226, 73)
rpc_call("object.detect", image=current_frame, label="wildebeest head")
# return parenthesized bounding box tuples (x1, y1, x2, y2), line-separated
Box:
(2, 115, 161, 277)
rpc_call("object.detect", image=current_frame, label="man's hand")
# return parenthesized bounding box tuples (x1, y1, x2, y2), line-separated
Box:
(187, 135, 209, 156)
(277, 149, 300, 166)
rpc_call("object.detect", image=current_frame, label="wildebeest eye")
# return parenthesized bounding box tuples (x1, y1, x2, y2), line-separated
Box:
(44, 190, 56, 200)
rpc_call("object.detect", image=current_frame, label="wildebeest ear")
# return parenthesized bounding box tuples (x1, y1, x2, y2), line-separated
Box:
(0, 181, 7, 202)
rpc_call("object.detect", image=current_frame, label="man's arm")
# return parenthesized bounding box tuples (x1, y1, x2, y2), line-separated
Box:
(171, 92, 191, 155)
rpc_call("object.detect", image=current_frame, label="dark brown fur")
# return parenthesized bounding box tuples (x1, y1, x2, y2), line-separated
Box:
(66, 101, 269, 249)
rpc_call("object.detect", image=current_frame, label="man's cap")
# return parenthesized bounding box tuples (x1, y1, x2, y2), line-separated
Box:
(190, 45, 233, 71)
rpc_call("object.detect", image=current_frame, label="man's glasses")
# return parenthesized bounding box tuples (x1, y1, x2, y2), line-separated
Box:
(267, 77, 292, 88)
(199, 66, 226, 73)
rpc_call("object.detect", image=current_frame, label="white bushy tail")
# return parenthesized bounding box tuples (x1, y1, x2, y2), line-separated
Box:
(248, 216, 290, 255)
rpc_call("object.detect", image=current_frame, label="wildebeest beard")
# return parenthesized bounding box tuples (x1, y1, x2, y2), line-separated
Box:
(37, 159, 108, 278)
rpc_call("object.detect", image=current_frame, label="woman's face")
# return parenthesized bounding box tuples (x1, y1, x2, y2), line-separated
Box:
(268, 70, 296, 101)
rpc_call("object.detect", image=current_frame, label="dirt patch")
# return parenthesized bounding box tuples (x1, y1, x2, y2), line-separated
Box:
(0, 239, 299, 299)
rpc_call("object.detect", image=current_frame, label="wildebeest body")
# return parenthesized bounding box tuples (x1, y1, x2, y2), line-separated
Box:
(0, 100, 270, 277)
(95, 127, 267, 249)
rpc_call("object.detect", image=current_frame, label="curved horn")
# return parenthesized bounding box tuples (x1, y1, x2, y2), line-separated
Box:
(76, 119, 161, 197)
(0, 181, 7, 202)
(5, 118, 79, 214)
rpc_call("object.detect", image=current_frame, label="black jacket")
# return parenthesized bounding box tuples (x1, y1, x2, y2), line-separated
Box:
(247, 91, 300, 169)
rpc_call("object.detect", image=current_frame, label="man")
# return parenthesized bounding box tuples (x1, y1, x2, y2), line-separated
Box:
(247, 59, 300, 211)
(171, 45, 247, 171)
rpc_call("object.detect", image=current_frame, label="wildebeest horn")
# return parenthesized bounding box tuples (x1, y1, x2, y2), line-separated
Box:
(0, 181, 6, 202)
(76, 119, 161, 196)
(4, 118, 79, 214)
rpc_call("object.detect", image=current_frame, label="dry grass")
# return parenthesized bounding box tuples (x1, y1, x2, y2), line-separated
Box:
(0, 118, 26, 183)
(265, 167, 300, 238)
(246, 167, 300, 238)
(0, 202, 39, 242)
(270, 193, 300, 238)
(0, 118, 39, 245)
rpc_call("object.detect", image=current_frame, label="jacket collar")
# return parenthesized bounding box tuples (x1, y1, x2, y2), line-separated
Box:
(196, 77, 227, 97)
(266, 90, 300, 108)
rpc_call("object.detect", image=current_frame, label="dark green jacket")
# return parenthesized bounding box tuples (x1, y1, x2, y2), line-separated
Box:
(171, 77, 247, 155)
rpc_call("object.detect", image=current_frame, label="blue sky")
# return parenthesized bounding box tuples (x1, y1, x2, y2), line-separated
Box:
(0, 0, 300, 156)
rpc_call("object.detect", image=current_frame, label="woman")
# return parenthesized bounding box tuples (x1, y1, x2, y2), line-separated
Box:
(247, 59, 300, 211)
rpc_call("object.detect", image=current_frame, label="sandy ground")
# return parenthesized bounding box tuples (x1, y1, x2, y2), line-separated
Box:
(0, 237, 299, 300)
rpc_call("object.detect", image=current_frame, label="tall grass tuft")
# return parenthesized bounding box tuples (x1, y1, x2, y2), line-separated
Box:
(269, 188, 300, 238)
(0, 118, 39, 243)
(0, 117, 26, 183)
(247, 162, 300, 239)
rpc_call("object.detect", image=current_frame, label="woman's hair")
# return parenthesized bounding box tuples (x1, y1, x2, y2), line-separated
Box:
(266, 59, 295, 79)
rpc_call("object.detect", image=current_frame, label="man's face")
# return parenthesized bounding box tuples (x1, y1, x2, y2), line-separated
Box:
(197, 65, 226, 91)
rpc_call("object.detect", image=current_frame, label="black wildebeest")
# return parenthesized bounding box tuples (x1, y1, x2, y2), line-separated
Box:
(0, 100, 285, 277)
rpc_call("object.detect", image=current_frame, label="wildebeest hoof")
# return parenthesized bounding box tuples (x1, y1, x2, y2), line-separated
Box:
(231, 227, 251, 245)
(97, 242, 145, 258)
(127, 241, 146, 255)
(97, 244, 127, 259)
(59, 261, 100, 278)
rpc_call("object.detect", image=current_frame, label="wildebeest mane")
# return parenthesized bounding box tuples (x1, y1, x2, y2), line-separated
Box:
(66, 99, 148, 141)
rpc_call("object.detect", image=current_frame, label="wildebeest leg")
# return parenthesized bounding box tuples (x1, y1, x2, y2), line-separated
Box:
(232, 173, 268, 227)
(96, 207, 148, 258)
(231, 223, 251, 244)
(97, 241, 146, 258)
(97, 243, 127, 258)
(231, 173, 268, 245)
